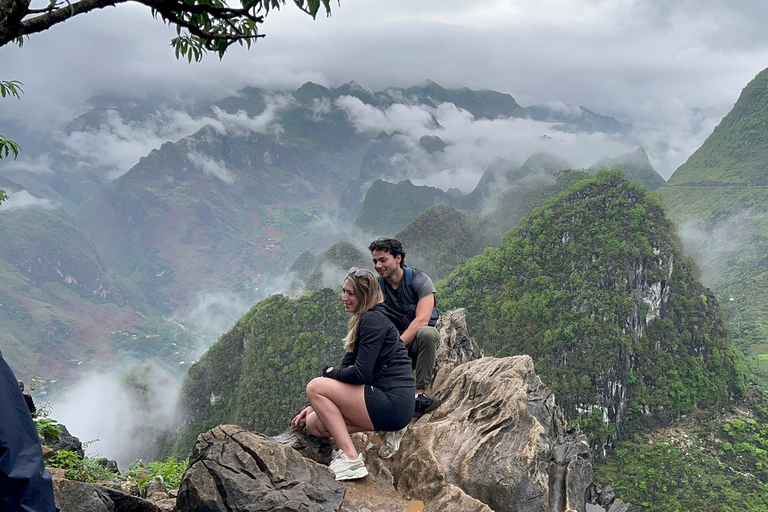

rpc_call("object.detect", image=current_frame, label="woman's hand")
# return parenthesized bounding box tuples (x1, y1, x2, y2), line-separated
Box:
(291, 406, 313, 427)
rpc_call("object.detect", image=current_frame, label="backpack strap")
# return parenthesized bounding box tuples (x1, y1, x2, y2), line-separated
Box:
(403, 267, 418, 304)
(379, 268, 418, 316)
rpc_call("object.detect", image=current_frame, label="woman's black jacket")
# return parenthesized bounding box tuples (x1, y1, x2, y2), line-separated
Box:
(325, 304, 414, 391)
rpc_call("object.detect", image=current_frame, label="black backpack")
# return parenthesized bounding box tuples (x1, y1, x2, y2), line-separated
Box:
(378, 267, 440, 331)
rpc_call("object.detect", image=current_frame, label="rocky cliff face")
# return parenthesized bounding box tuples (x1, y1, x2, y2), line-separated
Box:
(438, 171, 744, 449)
(168, 310, 627, 512)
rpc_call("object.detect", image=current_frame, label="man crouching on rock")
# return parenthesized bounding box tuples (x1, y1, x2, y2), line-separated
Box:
(292, 268, 415, 480)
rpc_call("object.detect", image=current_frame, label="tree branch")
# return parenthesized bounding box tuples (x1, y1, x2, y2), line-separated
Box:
(0, 0, 333, 58)
(17, 0, 128, 41)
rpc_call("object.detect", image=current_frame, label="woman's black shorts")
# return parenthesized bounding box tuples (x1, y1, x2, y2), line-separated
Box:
(364, 385, 415, 431)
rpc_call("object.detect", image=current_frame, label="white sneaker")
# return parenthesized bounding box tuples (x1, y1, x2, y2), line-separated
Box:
(377, 425, 407, 459)
(329, 450, 368, 480)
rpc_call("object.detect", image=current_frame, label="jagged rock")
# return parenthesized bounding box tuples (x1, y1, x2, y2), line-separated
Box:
(48, 467, 66, 478)
(394, 355, 592, 512)
(98, 487, 161, 512)
(45, 424, 84, 458)
(337, 477, 409, 512)
(425, 485, 492, 512)
(144, 476, 166, 498)
(53, 479, 114, 512)
(148, 492, 170, 502)
(153, 499, 176, 512)
(175, 424, 344, 512)
(586, 484, 631, 512)
(271, 424, 334, 464)
(121, 480, 140, 496)
(432, 308, 484, 390)
(96, 457, 120, 474)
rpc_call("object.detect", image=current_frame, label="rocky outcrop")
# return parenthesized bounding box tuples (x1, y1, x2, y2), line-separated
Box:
(170, 310, 625, 511)
(53, 478, 161, 512)
(395, 355, 592, 512)
(432, 308, 484, 389)
(45, 424, 85, 458)
(175, 425, 344, 512)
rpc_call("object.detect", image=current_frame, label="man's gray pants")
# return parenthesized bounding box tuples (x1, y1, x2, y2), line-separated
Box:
(408, 326, 440, 391)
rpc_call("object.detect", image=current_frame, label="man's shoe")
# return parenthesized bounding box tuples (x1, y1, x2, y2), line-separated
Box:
(329, 450, 368, 481)
(377, 425, 407, 459)
(414, 393, 440, 416)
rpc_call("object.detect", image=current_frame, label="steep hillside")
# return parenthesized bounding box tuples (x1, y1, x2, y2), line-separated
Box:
(667, 68, 768, 186)
(171, 288, 347, 456)
(73, 118, 362, 312)
(397, 170, 591, 282)
(0, 203, 187, 382)
(660, 67, 768, 387)
(304, 241, 370, 290)
(438, 170, 744, 449)
(354, 179, 455, 235)
(457, 152, 572, 213)
(590, 147, 666, 191)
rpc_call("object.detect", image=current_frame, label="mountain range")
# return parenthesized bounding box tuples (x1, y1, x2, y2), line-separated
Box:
(0, 80, 663, 383)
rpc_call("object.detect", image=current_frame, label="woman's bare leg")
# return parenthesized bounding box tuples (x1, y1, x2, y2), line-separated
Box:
(305, 377, 373, 459)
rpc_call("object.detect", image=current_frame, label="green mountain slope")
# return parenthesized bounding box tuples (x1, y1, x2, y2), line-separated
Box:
(667, 68, 768, 186)
(590, 147, 666, 191)
(396, 170, 590, 282)
(354, 179, 455, 235)
(0, 205, 186, 382)
(660, 67, 768, 387)
(304, 241, 370, 290)
(171, 289, 347, 456)
(438, 170, 744, 447)
(73, 117, 365, 312)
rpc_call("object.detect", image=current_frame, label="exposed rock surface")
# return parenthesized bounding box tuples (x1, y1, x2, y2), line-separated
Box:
(53, 479, 114, 512)
(175, 424, 344, 512)
(394, 355, 592, 512)
(54, 478, 162, 512)
(45, 424, 85, 458)
(432, 308, 484, 389)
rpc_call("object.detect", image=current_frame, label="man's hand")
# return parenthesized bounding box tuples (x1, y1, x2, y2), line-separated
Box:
(400, 293, 435, 345)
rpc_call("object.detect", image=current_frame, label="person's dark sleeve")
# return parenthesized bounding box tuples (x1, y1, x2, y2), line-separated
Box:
(339, 351, 355, 368)
(0, 353, 59, 512)
(327, 312, 386, 385)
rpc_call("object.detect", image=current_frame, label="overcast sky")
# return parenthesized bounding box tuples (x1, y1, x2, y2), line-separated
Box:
(1, 0, 768, 178)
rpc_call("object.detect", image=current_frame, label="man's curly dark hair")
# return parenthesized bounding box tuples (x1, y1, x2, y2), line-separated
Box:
(368, 238, 406, 267)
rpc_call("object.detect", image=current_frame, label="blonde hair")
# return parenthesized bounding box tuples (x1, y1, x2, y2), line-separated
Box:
(342, 270, 384, 352)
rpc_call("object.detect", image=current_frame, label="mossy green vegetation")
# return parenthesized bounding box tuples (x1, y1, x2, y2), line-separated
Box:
(667, 68, 768, 186)
(596, 402, 768, 512)
(397, 170, 591, 282)
(170, 288, 347, 457)
(304, 241, 370, 290)
(660, 186, 768, 390)
(597, 437, 768, 512)
(438, 170, 744, 447)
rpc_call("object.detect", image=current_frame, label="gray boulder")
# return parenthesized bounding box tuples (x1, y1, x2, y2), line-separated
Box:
(53, 479, 114, 512)
(175, 424, 344, 512)
(45, 424, 84, 458)
(54, 478, 161, 512)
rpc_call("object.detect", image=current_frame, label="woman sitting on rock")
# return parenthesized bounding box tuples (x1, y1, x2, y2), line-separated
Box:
(291, 267, 415, 480)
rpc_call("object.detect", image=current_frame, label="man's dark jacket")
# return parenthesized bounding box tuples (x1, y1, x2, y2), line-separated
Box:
(0, 350, 58, 512)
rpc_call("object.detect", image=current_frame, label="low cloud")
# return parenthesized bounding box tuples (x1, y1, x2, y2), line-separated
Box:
(175, 291, 252, 357)
(0, 190, 57, 211)
(1, 154, 53, 175)
(186, 151, 236, 184)
(336, 96, 638, 193)
(676, 209, 763, 289)
(49, 361, 181, 470)
(54, 94, 293, 182)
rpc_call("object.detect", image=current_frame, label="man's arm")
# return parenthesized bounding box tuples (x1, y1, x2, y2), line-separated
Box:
(400, 293, 435, 346)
